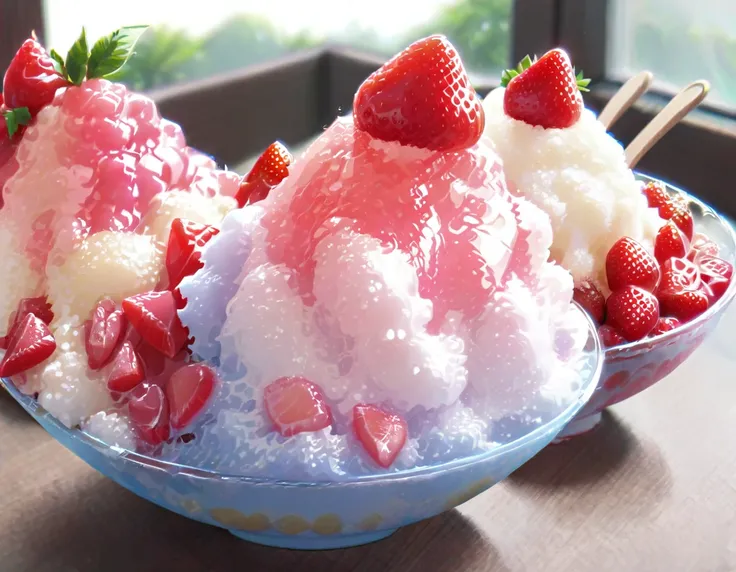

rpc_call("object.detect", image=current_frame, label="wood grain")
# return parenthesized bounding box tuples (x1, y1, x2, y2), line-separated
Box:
(0, 305, 734, 572)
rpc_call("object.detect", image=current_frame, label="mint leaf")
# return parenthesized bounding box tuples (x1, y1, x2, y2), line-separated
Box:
(65, 28, 89, 85)
(87, 25, 148, 79)
(2, 107, 32, 138)
(49, 48, 66, 77)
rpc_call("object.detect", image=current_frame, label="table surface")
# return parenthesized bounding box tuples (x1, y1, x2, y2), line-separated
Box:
(0, 309, 735, 572)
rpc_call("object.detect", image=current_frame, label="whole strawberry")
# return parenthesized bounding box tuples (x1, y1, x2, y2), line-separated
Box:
(606, 236, 660, 292)
(501, 49, 590, 129)
(353, 35, 485, 152)
(606, 286, 659, 342)
(3, 38, 69, 116)
(573, 280, 605, 324)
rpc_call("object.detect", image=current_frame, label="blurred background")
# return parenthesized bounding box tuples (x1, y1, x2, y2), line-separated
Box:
(42, 0, 736, 111)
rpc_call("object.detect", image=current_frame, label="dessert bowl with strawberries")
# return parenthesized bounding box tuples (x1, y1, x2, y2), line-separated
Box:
(483, 50, 736, 440)
(0, 31, 604, 549)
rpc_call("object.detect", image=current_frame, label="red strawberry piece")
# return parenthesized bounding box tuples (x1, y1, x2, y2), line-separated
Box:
(352, 404, 408, 468)
(165, 363, 216, 430)
(122, 291, 189, 359)
(501, 49, 588, 129)
(654, 221, 688, 264)
(573, 280, 605, 324)
(353, 35, 484, 151)
(128, 382, 170, 445)
(641, 180, 671, 211)
(606, 237, 660, 292)
(650, 316, 681, 337)
(235, 142, 293, 208)
(697, 255, 733, 301)
(263, 376, 332, 437)
(641, 181, 694, 240)
(605, 286, 659, 342)
(598, 324, 626, 348)
(656, 257, 709, 321)
(3, 38, 69, 116)
(106, 342, 144, 393)
(687, 233, 719, 261)
(165, 218, 220, 290)
(0, 313, 56, 377)
(0, 296, 53, 350)
(85, 298, 126, 370)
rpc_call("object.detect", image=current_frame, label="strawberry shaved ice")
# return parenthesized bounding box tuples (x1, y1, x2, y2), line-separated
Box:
(0, 31, 599, 480)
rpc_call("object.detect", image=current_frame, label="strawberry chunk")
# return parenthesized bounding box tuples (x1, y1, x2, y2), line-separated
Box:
(650, 316, 681, 336)
(641, 181, 693, 240)
(656, 257, 709, 322)
(605, 286, 659, 342)
(235, 142, 293, 208)
(165, 218, 220, 291)
(654, 221, 688, 264)
(606, 237, 660, 292)
(122, 291, 189, 359)
(353, 35, 484, 151)
(660, 290, 709, 322)
(85, 298, 126, 370)
(0, 296, 54, 350)
(107, 342, 144, 393)
(128, 382, 170, 445)
(687, 233, 719, 261)
(573, 280, 605, 324)
(165, 363, 216, 430)
(353, 404, 408, 469)
(501, 49, 588, 129)
(641, 181, 671, 211)
(697, 255, 733, 302)
(598, 324, 626, 348)
(3, 38, 69, 116)
(0, 313, 56, 378)
(263, 376, 332, 437)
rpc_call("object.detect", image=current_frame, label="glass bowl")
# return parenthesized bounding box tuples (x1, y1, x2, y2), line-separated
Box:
(0, 305, 602, 550)
(553, 174, 736, 442)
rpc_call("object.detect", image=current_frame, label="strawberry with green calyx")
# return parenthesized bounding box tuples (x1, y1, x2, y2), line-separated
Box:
(501, 49, 590, 129)
(1, 25, 149, 141)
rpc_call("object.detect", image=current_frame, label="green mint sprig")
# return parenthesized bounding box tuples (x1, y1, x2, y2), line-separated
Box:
(2, 107, 31, 138)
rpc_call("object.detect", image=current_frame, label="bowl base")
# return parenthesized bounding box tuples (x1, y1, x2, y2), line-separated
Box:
(229, 527, 398, 550)
(552, 411, 602, 443)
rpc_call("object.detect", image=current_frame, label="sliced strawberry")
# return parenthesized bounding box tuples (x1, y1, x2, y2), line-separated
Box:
(0, 296, 54, 350)
(235, 142, 293, 208)
(697, 255, 733, 301)
(573, 280, 605, 324)
(656, 257, 709, 321)
(598, 324, 626, 348)
(165, 363, 216, 430)
(165, 218, 220, 290)
(3, 38, 69, 116)
(660, 290, 709, 322)
(353, 35, 484, 151)
(650, 316, 681, 336)
(641, 181, 671, 211)
(654, 221, 688, 264)
(501, 49, 589, 129)
(659, 201, 694, 241)
(353, 404, 408, 469)
(0, 313, 56, 378)
(605, 286, 659, 342)
(263, 376, 332, 437)
(85, 298, 126, 370)
(106, 342, 144, 393)
(122, 291, 189, 359)
(687, 233, 719, 261)
(606, 237, 660, 292)
(128, 382, 170, 445)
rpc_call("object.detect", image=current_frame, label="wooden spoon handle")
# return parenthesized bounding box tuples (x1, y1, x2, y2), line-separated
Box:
(598, 71, 653, 130)
(625, 80, 710, 169)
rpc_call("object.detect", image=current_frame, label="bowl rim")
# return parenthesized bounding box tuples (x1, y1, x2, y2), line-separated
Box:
(603, 172, 736, 358)
(1, 304, 602, 487)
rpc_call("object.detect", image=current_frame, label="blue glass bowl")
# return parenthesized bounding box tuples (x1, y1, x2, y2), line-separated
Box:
(1, 307, 601, 551)
(554, 174, 736, 441)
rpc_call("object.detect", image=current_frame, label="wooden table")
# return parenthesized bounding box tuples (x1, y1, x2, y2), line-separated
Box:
(0, 303, 734, 572)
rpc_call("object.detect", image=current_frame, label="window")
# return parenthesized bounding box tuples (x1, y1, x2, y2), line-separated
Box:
(43, 0, 513, 92)
(607, 0, 736, 113)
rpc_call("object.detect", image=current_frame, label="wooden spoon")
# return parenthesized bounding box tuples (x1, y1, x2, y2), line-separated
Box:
(598, 71, 654, 130)
(625, 80, 710, 169)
